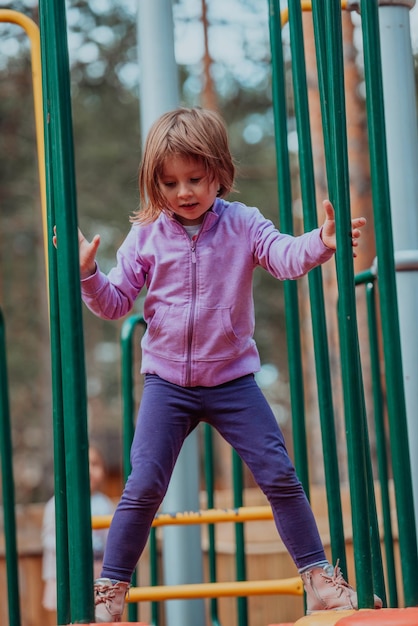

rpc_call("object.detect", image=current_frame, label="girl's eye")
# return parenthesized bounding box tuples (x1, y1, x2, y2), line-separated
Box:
(190, 178, 201, 183)
(163, 182, 176, 188)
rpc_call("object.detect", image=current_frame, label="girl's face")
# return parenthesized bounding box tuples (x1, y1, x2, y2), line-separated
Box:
(159, 155, 219, 225)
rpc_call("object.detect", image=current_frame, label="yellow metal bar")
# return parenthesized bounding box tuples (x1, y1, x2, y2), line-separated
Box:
(92, 505, 274, 530)
(0, 10, 47, 271)
(153, 504, 274, 526)
(127, 577, 303, 602)
(281, 1, 348, 26)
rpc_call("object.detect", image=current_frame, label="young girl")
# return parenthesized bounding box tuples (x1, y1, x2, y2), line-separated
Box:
(72, 107, 381, 621)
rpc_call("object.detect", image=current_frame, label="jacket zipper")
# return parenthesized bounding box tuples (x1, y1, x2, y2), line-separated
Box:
(186, 234, 198, 386)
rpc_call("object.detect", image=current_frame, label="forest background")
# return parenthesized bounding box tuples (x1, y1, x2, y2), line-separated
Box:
(1, 0, 418, 505)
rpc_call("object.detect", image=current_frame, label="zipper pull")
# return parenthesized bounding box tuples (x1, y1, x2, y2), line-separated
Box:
(191, 235, 197, 263)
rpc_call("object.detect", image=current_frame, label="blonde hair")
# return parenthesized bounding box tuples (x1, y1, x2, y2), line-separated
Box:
(132, 107, 236, 224)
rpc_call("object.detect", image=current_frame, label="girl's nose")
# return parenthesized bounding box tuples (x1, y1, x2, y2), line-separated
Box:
(178, 182, 192, 198)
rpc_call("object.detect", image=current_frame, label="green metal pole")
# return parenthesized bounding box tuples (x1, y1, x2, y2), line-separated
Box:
(121, 315, 145, 475)
(39, 0, 94, 621)
(43, 77, 70, 624)
(232, 450, 247, 626)
(0, 310, 21, 626)
(310, 0, 374, 607)
(121, 315, 160, 625)
(49, 282, 71, 626)
(204, 424, 222, 626)
(149, 527, 159, 626)
(268, 0, 310, 494)
(365, 280, 398, 607)
(287, 0, 347, 570)
(359, 0, 418, 606)
(121, 314, 145, 623)
(356, 359, 386, 606)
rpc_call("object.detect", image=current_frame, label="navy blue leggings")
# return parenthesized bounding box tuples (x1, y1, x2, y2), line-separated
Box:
(101, 374, 326, 582)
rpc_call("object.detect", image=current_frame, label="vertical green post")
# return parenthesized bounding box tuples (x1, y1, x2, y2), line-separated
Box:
(360, 0, 418, 606)
(39, 0, 94, 622)
(310, 0, 375, 607)
(353, 271, 397, 607)
(42, 40, 71, 626)
(366, 280, 398, 607)
(121, 314, 145, 623)
(121, 315, 160, 625)
(121, 315, 144, 476)
(268, 0, 310, 494)
(204, 424, 221, 626)
(232, 451, 247, 626)
(49, 278, 71, 626)
(364, 278, 397, 606)
(0, 310, 21, 626)
(286, 0, 347, 570)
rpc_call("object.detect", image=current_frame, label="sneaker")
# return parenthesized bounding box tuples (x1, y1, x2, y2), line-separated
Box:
(301, 561, 383, 614)
(94, 577, 130, 623)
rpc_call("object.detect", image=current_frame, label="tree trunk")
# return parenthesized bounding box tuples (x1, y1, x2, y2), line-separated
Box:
(201, 0, 218, 110)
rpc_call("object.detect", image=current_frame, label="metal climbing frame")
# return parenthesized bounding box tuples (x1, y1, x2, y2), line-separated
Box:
(270, 0, 418, 611)
(2, 0, 418, 624)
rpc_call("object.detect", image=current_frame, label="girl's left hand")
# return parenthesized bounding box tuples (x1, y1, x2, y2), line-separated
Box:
(321, 199, 366, 257)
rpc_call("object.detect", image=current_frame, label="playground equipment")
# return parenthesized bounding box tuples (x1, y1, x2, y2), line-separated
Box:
(2, 0, 418, 625)
(0, 12, 47, 626)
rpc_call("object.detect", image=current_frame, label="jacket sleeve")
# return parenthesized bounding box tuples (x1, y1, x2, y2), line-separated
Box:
(80, 226, 146, 319)
(248, 208, 335, 280)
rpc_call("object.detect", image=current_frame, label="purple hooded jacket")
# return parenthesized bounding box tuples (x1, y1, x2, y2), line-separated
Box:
(81, 198, 334, 387)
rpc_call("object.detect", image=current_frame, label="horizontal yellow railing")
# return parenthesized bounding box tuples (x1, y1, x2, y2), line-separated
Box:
(127, 577, 303, 603)
(92, 505, 274, 530)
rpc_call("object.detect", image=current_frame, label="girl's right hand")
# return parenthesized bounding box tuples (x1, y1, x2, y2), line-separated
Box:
(78, 228, 100, 279)
(52, 226, 100, 279)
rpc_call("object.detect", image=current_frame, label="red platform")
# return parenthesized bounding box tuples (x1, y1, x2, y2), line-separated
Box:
(275, 607, 418, 626)
(336, 607, 418, 625)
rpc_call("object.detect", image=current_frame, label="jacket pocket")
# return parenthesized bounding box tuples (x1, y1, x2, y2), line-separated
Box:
(193, 306, 243, 361)
(142, 305, 189, 360)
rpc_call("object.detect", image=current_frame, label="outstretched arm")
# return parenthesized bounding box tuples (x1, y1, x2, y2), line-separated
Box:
(320, 199, 366, 257)
(53, 225, 144, 320)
